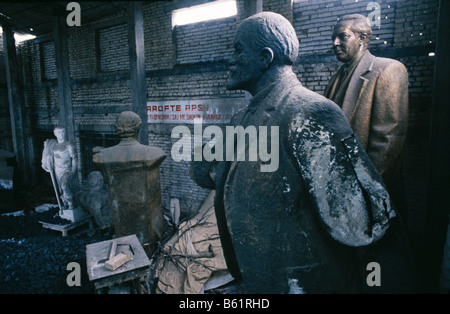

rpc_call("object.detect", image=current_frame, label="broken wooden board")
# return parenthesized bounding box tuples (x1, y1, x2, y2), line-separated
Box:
(85, 234, 151, 286)
(38, 214, 94, 236)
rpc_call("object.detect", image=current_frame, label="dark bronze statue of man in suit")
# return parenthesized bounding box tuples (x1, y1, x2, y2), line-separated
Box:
(191, 12, 416, 293)
(325, 14, 409, 219)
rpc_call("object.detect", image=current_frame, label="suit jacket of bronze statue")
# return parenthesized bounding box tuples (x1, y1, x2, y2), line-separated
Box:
(325, 51, 409, 187)
(190, 71, 414, 293)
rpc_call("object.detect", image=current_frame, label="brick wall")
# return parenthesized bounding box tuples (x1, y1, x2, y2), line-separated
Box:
(294, 0, 399, 55)
(41, 41, 57, 80)
(3, 0, 438, 228)
(67, 26, 97, 78)
(174, 16, 235, 64)
(142, 0, 250, 216)
(394, 0, 437, 47)
(263, 0, 293, 22)
(143, 2, 175, 69)
(8, 0, 245, 219)
(98, 24, 129, 73)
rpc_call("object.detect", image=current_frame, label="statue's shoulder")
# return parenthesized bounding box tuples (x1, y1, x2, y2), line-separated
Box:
(43, 138, 57, 155)
(66, 140, 76, 151)
(284, 84, 342, 117)
(93, 141, 166, 165)
(283, 84, 353, 136)
(372, 55, 407, 74)
(44, 138, 57, 147)
(142, 144, 166, 160)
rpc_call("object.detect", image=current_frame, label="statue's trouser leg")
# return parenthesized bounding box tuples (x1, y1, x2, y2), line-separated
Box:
(60, 172, 74, 209)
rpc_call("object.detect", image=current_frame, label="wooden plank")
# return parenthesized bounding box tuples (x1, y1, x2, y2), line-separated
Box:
(109, 241, 117, 260)
(93, 267, 150, 290)
(38, 215, 93, 236)
(127, 1, 148, 145)
(39, 223, 65, 231)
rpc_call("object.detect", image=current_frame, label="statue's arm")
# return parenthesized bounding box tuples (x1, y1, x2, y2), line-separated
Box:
(189, 144, 216, 189)
(68, 143, 77, 173)
(189, 109, 244, 190)
(367, 61, 409, 181)
(288, 103, 395, 247)
(41, 139, 56, 172)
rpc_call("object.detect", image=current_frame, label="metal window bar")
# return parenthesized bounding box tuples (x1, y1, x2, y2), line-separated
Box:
(79, 131, 120, 181)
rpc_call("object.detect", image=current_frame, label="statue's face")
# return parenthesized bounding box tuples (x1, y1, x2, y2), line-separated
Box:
(226, 26, 265, 92)
(54, 128, 65, 142)
(332, 20, 364, 63)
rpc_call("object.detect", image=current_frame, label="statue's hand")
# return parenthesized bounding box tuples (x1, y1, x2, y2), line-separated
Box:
(41, 156, 53, 173)
(92, 146, 104, 153)
(41, 164, 50, 173)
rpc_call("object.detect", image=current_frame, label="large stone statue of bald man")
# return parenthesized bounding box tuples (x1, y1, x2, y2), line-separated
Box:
(325, 14, 409, 218)
(190, 12, 416, 293)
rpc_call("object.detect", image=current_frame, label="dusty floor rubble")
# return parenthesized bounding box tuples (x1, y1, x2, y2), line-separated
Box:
(0, 186, 231, 294)
(0, 200, 112, 293)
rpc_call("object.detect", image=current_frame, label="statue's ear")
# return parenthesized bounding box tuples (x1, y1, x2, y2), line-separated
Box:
(261, 47, 274, 68)
(359, 34, 368, 47)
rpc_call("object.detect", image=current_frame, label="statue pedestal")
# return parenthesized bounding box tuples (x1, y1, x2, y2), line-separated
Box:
(60, 206, 87, 222)
(93, 138, 166, 256)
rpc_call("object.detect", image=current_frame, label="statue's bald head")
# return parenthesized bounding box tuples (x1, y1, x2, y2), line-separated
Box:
(115, 111, 142, 138)
(237, 12, 299, 65)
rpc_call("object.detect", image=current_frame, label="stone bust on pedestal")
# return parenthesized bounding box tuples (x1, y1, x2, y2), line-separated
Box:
(93, 111, 166, 255)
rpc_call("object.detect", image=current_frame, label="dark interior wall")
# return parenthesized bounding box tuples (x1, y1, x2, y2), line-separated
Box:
(0, 33, 13, 152)
(425, 0, 450, 292)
